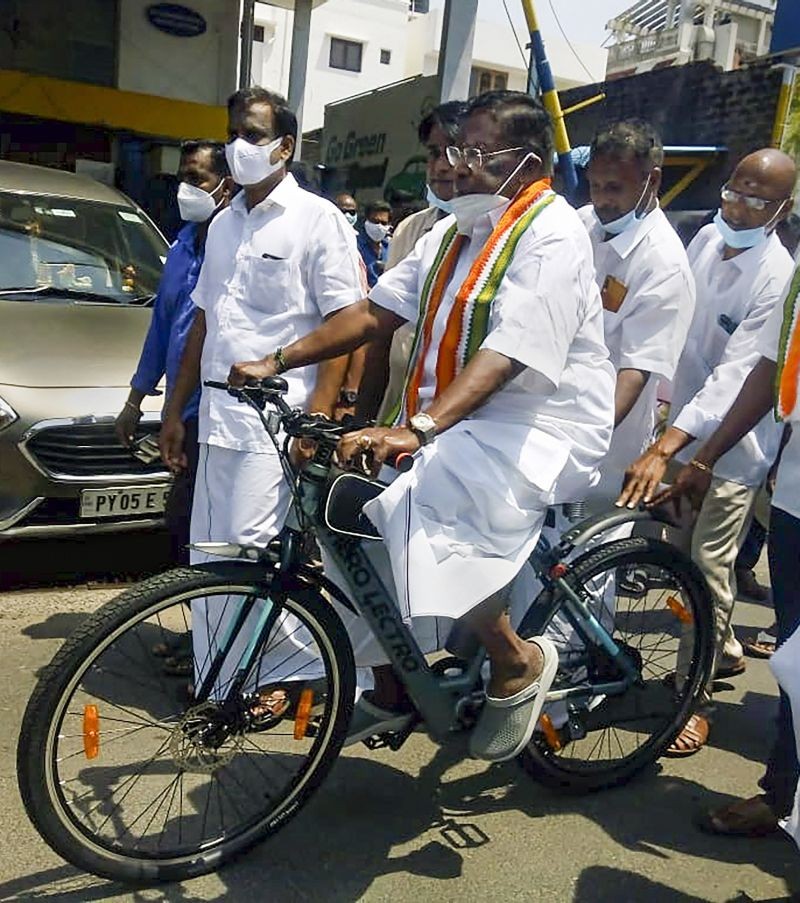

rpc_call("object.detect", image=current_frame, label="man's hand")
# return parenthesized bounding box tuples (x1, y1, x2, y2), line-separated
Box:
(228, 357, 278, 387)
(616, 446, 670, 509)
(114, 403, 141, 448)
(649, 462, 713, 512)
(338, 426, 420, 476)
(159, 415, 187, 474)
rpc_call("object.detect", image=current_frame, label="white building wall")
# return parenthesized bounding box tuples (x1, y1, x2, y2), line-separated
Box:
(406, 10, 607, 93)
(253, 1, 605, 133)
(254, 0, 410, 131)
(117, 0, 239, 106)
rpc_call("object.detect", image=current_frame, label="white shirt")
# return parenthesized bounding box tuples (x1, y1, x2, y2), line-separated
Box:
(364, 193, 615, 620)
(756, 261, 800, 519)
(370, 195, 616, 502)
(671, 224, 794, 486)
(192, 175, 364, 452)
(578, 205, 695, 498)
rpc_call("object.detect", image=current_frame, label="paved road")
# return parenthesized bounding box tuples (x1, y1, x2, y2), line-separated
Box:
(0, 534, 798, 902)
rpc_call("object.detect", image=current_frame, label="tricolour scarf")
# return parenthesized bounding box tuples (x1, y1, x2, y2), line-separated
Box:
(776, 262, 800, 421)
(385, 178, 556, 426)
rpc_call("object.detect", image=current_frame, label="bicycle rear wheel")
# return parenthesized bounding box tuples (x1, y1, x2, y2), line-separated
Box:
(17, 563, 355, 883)
(519, 537, 714, 793)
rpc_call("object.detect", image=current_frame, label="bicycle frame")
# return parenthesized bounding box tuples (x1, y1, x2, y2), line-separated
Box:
(193, 453, 648, 743)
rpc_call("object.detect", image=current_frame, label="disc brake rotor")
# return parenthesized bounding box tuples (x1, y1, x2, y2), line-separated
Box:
(170, 701, 244, 774)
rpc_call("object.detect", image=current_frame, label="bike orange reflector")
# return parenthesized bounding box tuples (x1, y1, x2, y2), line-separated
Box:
(83, 705, 100, 759)
(293, 688, 314, 741)
(539, 713, 562, 752)
(666, 596, 693, 624)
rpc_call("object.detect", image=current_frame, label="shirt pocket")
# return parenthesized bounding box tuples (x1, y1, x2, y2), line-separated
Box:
(243, 256, 293, 314)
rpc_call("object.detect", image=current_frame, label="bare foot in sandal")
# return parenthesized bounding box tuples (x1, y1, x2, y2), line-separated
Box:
(665, 712, 709, 757)
(249, 687, 291, 726)
(743, 630, 777, 659)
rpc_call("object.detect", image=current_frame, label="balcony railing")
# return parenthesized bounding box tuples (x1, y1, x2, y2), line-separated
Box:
(608, 26, 681, 67)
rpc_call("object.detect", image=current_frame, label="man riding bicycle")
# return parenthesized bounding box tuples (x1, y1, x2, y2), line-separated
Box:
(228, 90, 616, 762)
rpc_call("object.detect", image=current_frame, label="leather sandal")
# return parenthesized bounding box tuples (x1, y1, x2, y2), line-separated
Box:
(697, 795, 780, 837)
(743, 631, 777, 659)
(665, 712, 709, 757)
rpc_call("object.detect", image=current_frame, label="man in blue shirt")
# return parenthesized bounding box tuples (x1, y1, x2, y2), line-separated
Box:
(115, 139, 232, 562)
(356, 199, 392, 287)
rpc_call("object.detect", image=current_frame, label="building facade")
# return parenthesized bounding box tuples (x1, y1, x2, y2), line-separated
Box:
(252, 0, 607, 131)
(606, 0, 776, 79)
(0, 0, 241, 232)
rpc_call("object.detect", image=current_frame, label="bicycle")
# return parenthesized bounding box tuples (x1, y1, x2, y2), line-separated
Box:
(17, 377, 715, 883)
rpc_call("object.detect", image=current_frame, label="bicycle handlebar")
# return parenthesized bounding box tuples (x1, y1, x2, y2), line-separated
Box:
(203, 379, 415, 472)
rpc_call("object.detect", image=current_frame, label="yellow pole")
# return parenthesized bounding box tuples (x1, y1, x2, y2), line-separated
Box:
(521, 0, 577, 193)
(562, 93, 606, 117)
(772, 64, 797, 148)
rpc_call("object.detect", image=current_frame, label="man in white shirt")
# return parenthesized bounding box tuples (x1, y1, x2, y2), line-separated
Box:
(580, 120, 695, 504)
(619, 148, 796, 756)
(229, 90, 616, 762)
(649, 258, 800, 837)
(159, 87, 364, 698)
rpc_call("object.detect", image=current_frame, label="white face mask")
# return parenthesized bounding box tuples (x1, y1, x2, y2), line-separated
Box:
(713, 208, 782, 250)
(593, 174, 653, 237)
(364, 220, 391, 243)
(343, 211, 358, 227)
(426, 184, 454, 214)
(177, 179, 225, 223)
(451, 152, 538, 234)
(225, 136, 284, 186)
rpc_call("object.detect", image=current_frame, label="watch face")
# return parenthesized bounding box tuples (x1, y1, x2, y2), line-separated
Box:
(339, 390, 358, 405)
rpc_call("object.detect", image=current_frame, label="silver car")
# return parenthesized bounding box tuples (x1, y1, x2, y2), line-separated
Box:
(0, 161, 173, 539)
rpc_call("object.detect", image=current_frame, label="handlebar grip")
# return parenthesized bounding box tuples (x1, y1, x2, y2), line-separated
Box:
(392, 452, 414, 473)
(204, 380, 229, 390)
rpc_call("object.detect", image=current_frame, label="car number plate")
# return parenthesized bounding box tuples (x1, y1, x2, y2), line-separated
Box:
(79, 485, 171, 519)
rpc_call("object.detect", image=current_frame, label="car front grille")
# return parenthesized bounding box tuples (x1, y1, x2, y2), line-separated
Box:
(24, 422, 168, 478)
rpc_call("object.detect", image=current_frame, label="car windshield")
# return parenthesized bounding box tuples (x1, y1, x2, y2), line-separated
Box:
(0, 191, 167, 303)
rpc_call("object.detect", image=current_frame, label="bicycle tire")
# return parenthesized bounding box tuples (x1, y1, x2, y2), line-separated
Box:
(518, 537, 714, 793)
(17, 563, 356, 883)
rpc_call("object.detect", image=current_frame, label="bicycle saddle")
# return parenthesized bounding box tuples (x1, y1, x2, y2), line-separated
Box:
(324, 472, 384, 540)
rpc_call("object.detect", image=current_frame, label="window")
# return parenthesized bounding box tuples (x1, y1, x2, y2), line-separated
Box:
(469, 67, 509, 97)
(380, 48, 391, 65)
(330, 37, 363, 72)
(253, 24, 265, 43)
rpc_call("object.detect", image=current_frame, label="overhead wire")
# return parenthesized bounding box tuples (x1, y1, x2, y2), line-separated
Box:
(501, 0, 530, 69)
(546, 0, 600, 84)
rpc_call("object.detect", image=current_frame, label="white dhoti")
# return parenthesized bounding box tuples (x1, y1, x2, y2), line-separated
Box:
(364, 419, 575, 623)
(189, 443, 297, 696)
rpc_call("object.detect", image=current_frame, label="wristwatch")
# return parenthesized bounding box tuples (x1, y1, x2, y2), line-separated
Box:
(408, 412, 437, 445)
(338, 389, 358, 406)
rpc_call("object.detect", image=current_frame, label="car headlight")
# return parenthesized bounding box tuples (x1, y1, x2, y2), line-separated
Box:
(0, 396, 18, 432)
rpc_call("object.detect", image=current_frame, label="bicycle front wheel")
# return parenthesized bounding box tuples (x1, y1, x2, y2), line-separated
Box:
(519, 536, 714, 793)
(17, 563, 355, 883)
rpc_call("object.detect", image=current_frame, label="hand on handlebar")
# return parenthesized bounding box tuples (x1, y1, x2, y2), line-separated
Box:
(159, 414, 186, 475)
(228, 356, 278, 388)
(339, 426, 420, 477)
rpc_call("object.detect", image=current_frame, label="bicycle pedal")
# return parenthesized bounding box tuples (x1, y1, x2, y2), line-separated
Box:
(362, 718, 419, 751)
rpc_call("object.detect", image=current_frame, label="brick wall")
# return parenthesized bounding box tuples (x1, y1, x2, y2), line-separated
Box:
(559, 61, 784, 209)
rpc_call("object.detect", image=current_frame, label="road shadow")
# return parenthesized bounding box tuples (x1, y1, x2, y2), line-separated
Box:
(573, 866, 709, 902)
(3, 743, 798, 902)
(572, 866, 795, 903)
(708, 691, 780, 767)
(22, 613, 90, 640)
(0, 531, 173, 591)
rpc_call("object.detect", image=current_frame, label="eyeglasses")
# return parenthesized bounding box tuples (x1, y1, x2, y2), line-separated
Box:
(445, 145, 527, 171)
(720, 184, 789, 212)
